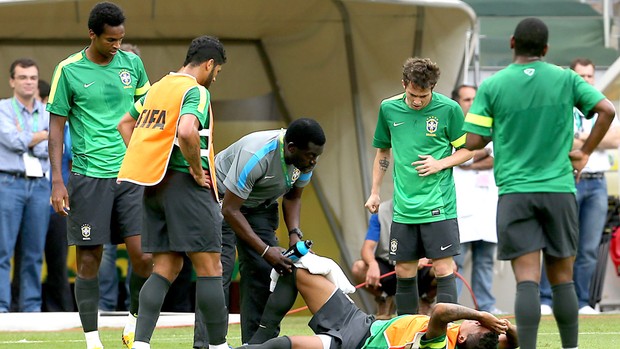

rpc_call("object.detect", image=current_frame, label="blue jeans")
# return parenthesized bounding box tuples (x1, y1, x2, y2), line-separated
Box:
(454, 240, 497, 311)
(0, 174, 50, 312)
(540, 177, 607, 308)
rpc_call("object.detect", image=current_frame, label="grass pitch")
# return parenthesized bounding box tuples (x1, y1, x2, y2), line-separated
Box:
(0, 314, 618, 349)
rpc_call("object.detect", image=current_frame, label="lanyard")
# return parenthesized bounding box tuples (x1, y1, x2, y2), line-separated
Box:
(279, 129, 292, 188)
(12, 98, 38, 132)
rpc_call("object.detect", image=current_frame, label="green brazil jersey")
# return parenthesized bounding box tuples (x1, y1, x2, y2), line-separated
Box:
(463, 61, 605, 195)
(47, 49, 150, 178)
(373, 92, 466, 224)
(130, 81, 211, 173)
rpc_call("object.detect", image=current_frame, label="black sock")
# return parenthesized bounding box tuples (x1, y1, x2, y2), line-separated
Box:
(129, 273, 149, 316)
(196, 276, 228, 345)
(238, 336, 292, 349)
(74, 276, 99, 332)
(515, 281, 541, 349)
(249, 271, 297, 344)
(395, 277, 419, 315)
(552, 282, 579, 348)
(135, 273, 171, 343)
(436, 274, 457, 304)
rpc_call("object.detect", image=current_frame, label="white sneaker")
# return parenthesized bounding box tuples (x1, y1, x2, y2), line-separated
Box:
(488, 307, 508, 315)
(540, 304, 552, 315)
(578, 305, 599, 315)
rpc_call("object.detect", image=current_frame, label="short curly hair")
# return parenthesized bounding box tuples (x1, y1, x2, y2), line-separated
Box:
(88, 2, 125, 36)
(457, 331, 499, 349)
(402, 57, 440, 90)
(183, 36, 227, 67)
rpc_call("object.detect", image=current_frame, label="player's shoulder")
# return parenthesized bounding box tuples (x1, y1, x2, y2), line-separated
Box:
(238, 130, 281, 154)
(56, 50, 87, 70)
(432, 92, 460, 108)
(381, 92, 405, 106)
(115, 50, 146, 67)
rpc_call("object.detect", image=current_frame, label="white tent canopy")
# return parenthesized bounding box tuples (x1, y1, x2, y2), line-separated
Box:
(0, 0, 476, 269)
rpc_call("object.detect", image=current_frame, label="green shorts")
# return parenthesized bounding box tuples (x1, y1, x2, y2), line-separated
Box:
(67, 173, 143, 246)
(496, 192, 578, 260)
(142, 170, 222, 253)
(389, 219, 460, 261)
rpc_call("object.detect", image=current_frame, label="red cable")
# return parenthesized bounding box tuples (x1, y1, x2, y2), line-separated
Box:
(286, 264, 479, 315)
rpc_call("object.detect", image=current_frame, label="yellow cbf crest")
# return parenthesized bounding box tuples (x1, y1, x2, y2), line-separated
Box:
(426, 116, 438, 136)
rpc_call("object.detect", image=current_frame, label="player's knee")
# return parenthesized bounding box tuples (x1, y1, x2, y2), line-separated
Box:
(131, 253, 153, 275)
(351, 260, 366, 278)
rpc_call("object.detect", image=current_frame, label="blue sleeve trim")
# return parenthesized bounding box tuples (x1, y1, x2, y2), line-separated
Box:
(236, 139, 278, 190)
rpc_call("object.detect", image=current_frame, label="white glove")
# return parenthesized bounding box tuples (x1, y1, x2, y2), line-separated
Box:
(294, 253, 356, 294)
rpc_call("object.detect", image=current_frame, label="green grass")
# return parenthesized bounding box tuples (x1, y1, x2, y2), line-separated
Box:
(0, 314, 619, 349)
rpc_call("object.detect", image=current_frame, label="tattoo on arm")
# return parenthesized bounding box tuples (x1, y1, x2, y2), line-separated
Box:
(379, 157, 389, 172)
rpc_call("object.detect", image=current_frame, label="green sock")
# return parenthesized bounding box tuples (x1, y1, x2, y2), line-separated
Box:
(395, 277, 419, 315)
(75, 276, 100, 332)
(135, 273, 171, 343)
(196, 276, 228, 345)
(514, 281, 541, 349)
(436, 274, 457, 304)
(249, 271, 297, 344)
(129, 273, 149, 316)
(552, 282, 579, 348)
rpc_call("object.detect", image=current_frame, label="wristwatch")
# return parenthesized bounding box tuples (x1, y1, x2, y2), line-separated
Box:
(288, 227, 303, 240)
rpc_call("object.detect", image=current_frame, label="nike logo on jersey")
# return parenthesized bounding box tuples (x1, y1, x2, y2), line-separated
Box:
(440, 244, 452, 251)
(393, 122, 405, 127)
(264, 175, 275, 179)
(84, 81, 96, 88)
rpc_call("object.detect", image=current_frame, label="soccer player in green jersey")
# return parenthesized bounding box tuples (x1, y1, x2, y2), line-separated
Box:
(463, 18, 615, 349)
(365, 58, 473, 316)
(47, 3, 152, 349)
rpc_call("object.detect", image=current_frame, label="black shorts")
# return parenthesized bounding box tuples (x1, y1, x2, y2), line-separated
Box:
(67, 173, 143, 246)
(308, 290, 374, 349)
(142, 170, 222, 253)
(389, 219, 460, 261)
(496, 193, 578, 260)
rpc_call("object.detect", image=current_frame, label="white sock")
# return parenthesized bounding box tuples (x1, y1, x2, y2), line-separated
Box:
(132, 341, 150, 349)
(124, 313, 137, 334)
(85, 330, 103, 349)
(209, 343, 230, 349)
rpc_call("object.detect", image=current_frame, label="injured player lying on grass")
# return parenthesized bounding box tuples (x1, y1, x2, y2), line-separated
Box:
(237, 253, 518, 349)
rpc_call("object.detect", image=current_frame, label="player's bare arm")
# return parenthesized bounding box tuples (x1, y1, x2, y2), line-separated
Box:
(117, 112, 137, 146)
(570, 98, 616, 178)
(425, 303, 507, 340)
(222, 190, 293, 274)
(361, 239, 382, 287)
(413, 148, 473, 176)
(365, 148, 391, 213)
(282, 186, 304, 246)
(465, 133, 491, 151)
(49, 113, 70, 215)
(177, 113, 207, 187)
(498, 319, 519, 349)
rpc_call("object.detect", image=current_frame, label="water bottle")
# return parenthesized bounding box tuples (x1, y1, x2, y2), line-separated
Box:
(282, 240, 313, 262)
